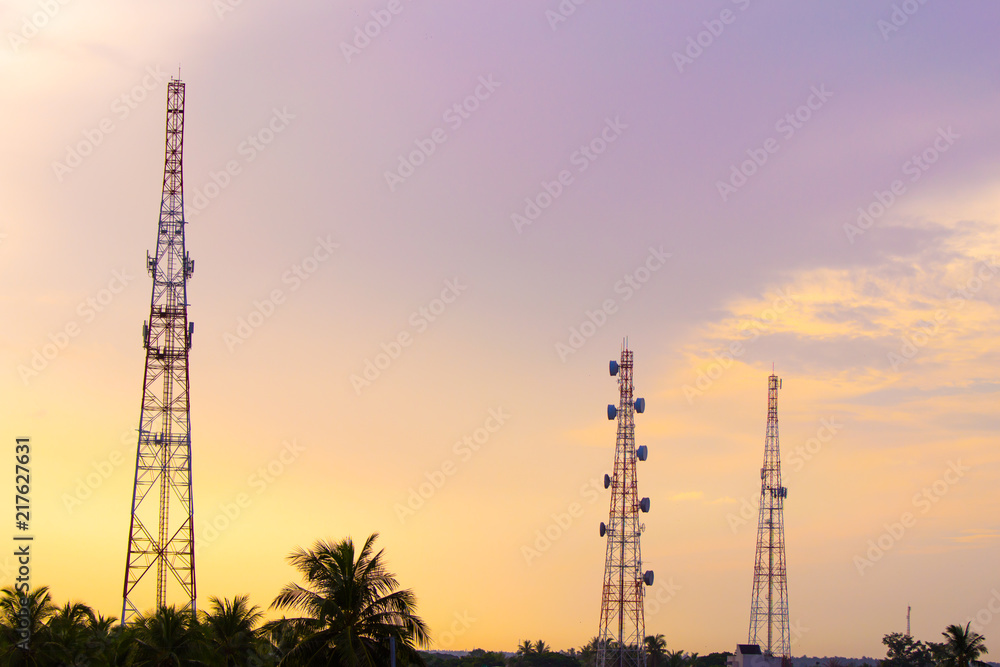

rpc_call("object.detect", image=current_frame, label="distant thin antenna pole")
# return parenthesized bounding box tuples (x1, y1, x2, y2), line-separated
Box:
(907, 606, 911, 636)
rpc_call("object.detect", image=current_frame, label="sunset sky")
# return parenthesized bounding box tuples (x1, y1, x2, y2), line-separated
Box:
(2, 0, 1000, 659)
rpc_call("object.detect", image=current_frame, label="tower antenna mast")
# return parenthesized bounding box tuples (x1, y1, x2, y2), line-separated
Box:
(749, 372, 790, 660)
(597, 341, 654, 667)
(123, 78, 197, 623)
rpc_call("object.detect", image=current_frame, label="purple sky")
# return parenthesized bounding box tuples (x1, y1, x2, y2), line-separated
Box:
(2, 0, 1000, 657)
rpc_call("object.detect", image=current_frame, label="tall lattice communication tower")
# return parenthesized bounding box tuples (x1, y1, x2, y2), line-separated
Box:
(748, 373, 789, 658)
(597, 342, 654, 667)
(123, 78, 197, 623)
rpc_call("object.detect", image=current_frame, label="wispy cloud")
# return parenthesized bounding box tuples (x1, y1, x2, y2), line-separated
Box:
(951, 528, 1000, 544)
(669, 491, 705, 502)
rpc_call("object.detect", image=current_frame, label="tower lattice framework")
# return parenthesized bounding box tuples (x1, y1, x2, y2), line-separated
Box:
(749, 373, 789, 658)
(598, 343, 653, 667)
(123, 78, 196, 623)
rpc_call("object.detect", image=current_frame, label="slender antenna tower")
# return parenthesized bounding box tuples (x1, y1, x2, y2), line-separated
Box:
(749, 373, 789, 658)
(597, 341, 654, 667)
(123, 78, 196, 623)
(907, 606, 911, 636)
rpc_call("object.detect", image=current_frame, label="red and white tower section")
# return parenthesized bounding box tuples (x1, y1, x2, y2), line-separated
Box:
(748, 373, 790, 659)
(597, 343, 654, 667)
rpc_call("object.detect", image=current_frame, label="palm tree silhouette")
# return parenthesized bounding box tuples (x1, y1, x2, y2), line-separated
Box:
(200, 595, 265, 667)
(580, 636, 603, 667)
(666, 649, 688, 667)
(644, 634, 667, 667)
(86, 613, 129, 666)
(42, 601, 96, 665)
(269, 532, 429, 666)
(0, 585, 57, 666)
(938, 623, 988, 667)
(129, 606, 206, 666)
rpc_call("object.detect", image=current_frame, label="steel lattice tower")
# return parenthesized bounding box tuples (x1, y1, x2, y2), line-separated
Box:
(748, 373, 789, 658)
(598, 342, 653, 667)
(123, 78, 196, 623)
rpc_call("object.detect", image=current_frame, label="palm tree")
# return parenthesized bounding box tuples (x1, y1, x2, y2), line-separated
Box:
(580, 636, 602, 667)
(86, 614, 130, 667)
(534, 640, 550, 654)
(200, 595, 265, 667)
(938, 623, 988, 667)
(512, 639, 534, 666)
(0, 585, 57, 666)
(666, 649, 688, 667)
(645, 634, 667, 667)
(129, 606, 207, 667)
(258, 618, 311, 667)
(41, 601, 95, 665)
(270, 532, 429, 666)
